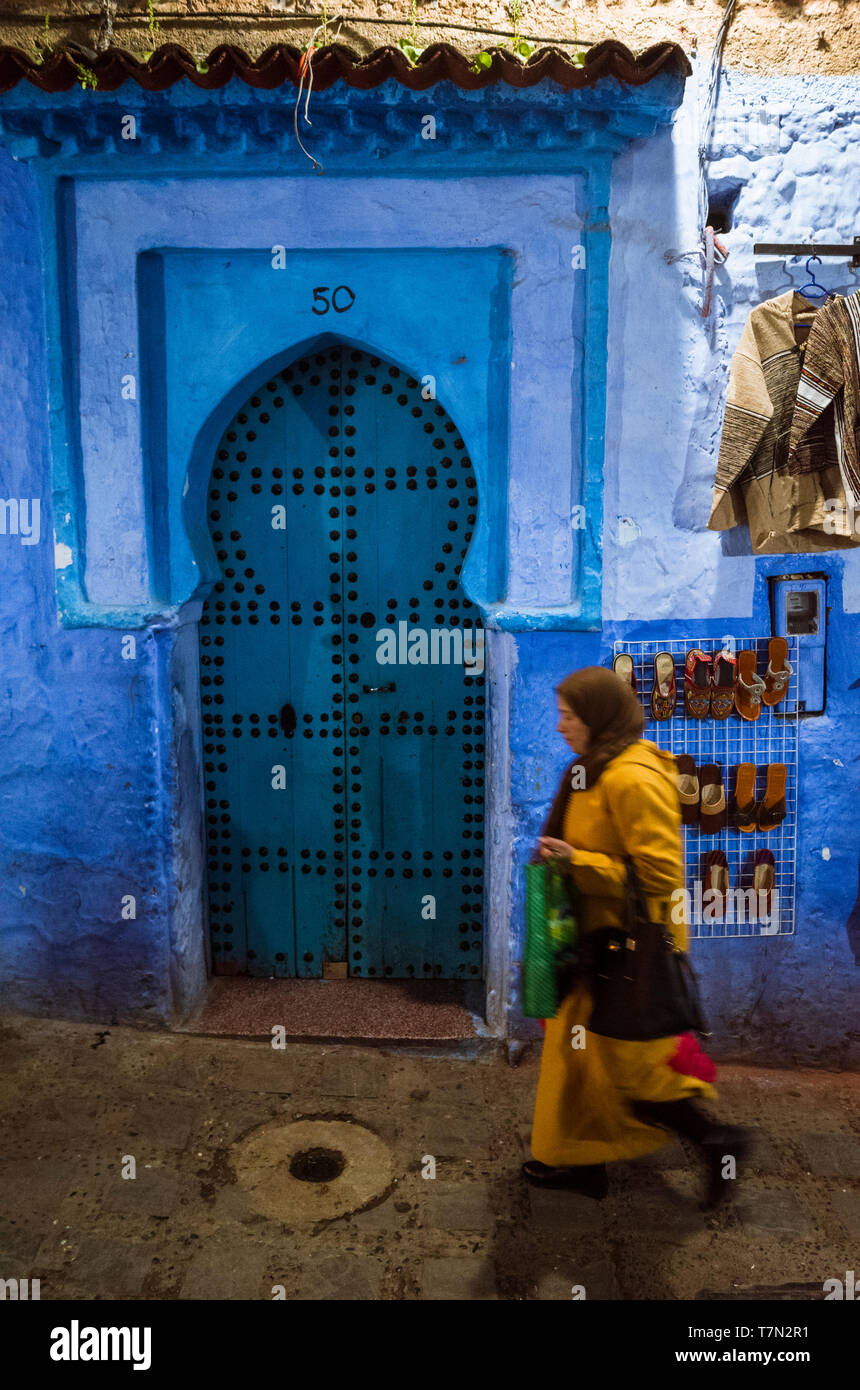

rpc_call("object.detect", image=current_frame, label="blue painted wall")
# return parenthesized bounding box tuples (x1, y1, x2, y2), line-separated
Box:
(511, 596, 860, 1067)
(509, 69, 860, 1064)
(0, 146, 185, 1021)
(0, 64, 858, 1060)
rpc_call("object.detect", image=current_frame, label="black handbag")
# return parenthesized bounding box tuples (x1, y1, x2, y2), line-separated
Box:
(586, 857, 709, 1042)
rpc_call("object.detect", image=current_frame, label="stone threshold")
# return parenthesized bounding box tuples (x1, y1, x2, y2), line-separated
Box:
(177, 976, 486, 1044)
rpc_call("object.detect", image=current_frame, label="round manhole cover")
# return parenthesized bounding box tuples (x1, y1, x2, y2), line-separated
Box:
(232, 1119, 394, 1222)
(290, 1147, 346, 1183)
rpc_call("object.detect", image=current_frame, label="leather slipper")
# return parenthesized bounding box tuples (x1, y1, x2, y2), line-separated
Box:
(758, 764, 787, 831)
(702, 849, 730, 919)
(735, 649, 766, 721)
(651, 651, 676, 720)
(731, 763, 758, 832)
(762, 637, 794, 707)
(613, 652, 637, 693)
(685, 649, 712, 719)
(699, 763, 727, 833)
(676, 755, 700, 826)
(753, 848, 776, 918)
(711, 649, 737, 720)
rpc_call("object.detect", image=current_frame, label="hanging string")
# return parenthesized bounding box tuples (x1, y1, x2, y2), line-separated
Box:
(662, 1, 733, 314)
(697, 0, 737, 250)
(695, 0, 737, 316)
(293, 21, 328, 175)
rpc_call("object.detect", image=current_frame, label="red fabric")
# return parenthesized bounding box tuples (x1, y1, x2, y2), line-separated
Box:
(536, 1022, 713, 1082)
(667, 1031, 717, 1083)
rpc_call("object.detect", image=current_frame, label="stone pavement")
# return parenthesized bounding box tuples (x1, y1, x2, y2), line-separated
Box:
(0, 1016, 857, 1301)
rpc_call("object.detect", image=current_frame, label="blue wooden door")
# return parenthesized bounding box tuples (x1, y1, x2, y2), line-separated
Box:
(200, 345, 485, 979)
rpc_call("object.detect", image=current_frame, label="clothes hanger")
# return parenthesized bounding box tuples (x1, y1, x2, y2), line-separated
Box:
(797, 254, 830, 301)
(760, 245, 860, 343)
(792, 255, 833, 347)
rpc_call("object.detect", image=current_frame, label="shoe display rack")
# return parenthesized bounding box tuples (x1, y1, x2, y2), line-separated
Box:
(611, 636, 800, 939)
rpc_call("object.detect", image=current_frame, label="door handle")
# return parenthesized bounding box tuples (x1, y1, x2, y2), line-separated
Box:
(362, 683, 396, 693)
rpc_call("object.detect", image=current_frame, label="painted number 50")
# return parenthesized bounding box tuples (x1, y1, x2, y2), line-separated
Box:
(312, 285, 356, 315)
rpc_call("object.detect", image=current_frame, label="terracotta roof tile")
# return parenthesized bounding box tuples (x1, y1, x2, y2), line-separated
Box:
(0, 40, 691, 97)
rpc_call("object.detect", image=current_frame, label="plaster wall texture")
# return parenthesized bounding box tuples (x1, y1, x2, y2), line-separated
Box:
(0, 152, 162, 1021)
(2, 1, 860, 75)
(0, 62, 858, 1062)
(604, 68, 860, 621)
(68, 203, 528, 611)
(508, 67, 860, 1062)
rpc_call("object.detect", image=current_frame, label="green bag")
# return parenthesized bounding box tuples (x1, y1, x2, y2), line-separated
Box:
(522, 861, 579, 1019)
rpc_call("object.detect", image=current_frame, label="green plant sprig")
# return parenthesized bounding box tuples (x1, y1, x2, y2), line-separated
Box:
(397, 0, 424, 67)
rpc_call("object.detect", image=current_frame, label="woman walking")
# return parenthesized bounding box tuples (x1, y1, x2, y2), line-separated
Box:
(523, 666, 749, 1208)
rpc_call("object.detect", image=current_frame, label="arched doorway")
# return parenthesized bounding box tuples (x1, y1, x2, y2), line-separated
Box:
(198, 343, 485, 980)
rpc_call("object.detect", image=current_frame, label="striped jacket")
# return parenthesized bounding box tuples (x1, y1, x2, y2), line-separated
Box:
(709, 290, 858, 553)
(788, 290, 860, 524)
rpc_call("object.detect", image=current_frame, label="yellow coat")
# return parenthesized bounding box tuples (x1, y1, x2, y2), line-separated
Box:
(530, 739, 716, 1166)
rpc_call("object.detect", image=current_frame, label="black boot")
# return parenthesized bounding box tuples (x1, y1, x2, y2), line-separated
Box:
(631, 1099, 751, 1210)
(521, 1160, 609, 1199)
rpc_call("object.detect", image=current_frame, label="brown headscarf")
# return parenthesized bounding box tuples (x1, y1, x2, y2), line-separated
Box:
(556, 665, 644, 788)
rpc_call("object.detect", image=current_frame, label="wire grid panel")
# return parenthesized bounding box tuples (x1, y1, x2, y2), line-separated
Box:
(612, 636, 800, 939)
